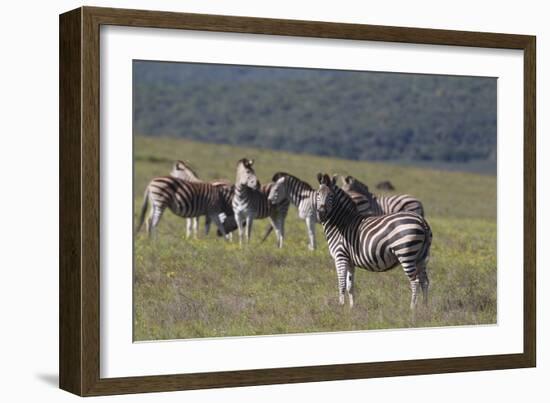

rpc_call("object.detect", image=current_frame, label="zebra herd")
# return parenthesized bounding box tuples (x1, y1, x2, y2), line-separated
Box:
(137, 158, 432, 311)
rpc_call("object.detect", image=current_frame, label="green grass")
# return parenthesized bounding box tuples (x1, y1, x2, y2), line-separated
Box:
(133, 136, 497, 341)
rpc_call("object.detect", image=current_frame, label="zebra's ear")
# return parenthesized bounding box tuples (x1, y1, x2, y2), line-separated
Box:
(344, 175, 353, 184)
(331, 174, 338, 187)
(317, 173, 324, 184)
(174, 161, 184, 170)
(249, 159, 254, 167)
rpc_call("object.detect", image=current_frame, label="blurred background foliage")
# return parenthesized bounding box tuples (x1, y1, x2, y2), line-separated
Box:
(133, 61, 497, 174)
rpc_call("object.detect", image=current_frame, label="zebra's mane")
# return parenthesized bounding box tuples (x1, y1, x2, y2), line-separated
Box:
(173, 160, 200, 180)
(272, 172, 313, 190)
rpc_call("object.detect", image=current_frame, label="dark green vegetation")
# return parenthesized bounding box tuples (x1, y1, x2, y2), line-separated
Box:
(134, 136, 497, 341)
(133, 61, 497, 173)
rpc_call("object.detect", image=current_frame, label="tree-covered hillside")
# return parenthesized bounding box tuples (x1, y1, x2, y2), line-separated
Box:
(133, 61, 496, 169)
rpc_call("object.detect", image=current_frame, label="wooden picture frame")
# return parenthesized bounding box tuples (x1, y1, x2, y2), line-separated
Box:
(59, 6, 536, 396)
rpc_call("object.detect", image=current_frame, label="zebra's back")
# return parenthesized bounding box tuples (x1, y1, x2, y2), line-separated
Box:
(373, 194, 424, 216)
(147, 176, 224, 217)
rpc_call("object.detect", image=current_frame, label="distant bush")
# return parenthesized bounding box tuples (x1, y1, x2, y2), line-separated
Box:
(133, 62, 496, 165)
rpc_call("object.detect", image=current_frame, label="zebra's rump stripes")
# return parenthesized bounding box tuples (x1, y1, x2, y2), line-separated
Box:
(352, 213, 430, 272)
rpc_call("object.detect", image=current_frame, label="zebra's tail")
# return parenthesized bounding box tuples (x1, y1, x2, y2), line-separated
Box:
(260, 224, 274, 243)
(136, 188, 150, 234)
(417, 217, 433, 267)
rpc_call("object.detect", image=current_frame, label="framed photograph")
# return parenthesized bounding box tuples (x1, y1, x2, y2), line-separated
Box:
(59, 6, 536, 396)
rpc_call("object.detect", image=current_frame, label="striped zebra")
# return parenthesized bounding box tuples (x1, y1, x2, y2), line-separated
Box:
(171, 160, 234, 237)
(341, 175, 424, 217)
(314, 173, 432, 310)
(267, 172, 318, 250)
(136, 176, 231, 238)
(170, 160, 202, 238)
(217, 182, 289, 244)
(232, 159, 289, 247)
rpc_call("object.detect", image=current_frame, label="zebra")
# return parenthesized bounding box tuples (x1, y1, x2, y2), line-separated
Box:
(170, 160, 234, 237)
(216, 182, 289, 245)
(136, 176, 231, 238)
(266, 172, 318, 250)
(314, 173, 432, 310)
(232, 159, 289, 247)
(170, 160, 202, 238)
(341, 175, 424, 217)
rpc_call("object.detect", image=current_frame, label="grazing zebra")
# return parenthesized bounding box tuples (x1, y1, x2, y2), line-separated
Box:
(232, 159, 289, 247)
(341, 175, 424, 217)
(314, 173, 432, 310)
(266, 172, 318, 250)
(170, 160, 234, 237)
(136, 176, 231, 238)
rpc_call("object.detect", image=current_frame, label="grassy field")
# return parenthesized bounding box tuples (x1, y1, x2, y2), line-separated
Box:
(133, 136, 497, 341)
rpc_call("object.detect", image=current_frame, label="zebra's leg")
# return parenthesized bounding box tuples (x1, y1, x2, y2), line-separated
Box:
(278, 217, 285, 249)
(346, 266, 356, 308)
(186, 218, 192, 239)
(148, 206, 165, 238)
(409, 277, 421, 310)
(305, 215, 316, 251)
(418, 268, 430, 306)
(204, 215, 211, 236)
(334, 257, 350, 306)
(193, 217, 199, 239)
(236, 213, 245, 247)
(269, 217, 283, 248)
(145, 208, 153, 235)
(397, 254, 421, 310)
(245, 215, 253, 244)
